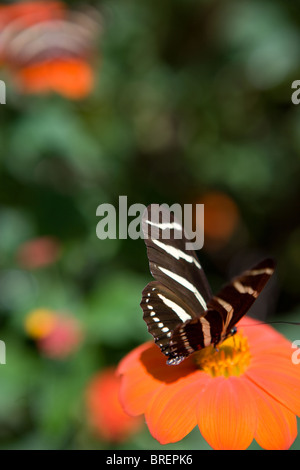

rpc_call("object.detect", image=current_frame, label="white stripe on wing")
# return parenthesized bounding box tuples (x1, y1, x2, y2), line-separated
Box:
(233, 281, 258, 298)
(157, 266, 207, 310)
(152, 239, 201, 269)
(145, 220, 182, 231)
(157, 293, 192, 323)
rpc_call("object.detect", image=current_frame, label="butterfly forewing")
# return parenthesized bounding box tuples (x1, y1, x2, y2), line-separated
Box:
(142, 204, 212, 316)
(141, 204, 213, 364)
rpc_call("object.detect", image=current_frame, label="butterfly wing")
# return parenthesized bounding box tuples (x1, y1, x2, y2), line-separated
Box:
(207, 258, 276, 336)
(141, 204, 212, 364)
(142, 204, 212, 315)
(141, 281, 196, 364)
(169, 258, 275, 362)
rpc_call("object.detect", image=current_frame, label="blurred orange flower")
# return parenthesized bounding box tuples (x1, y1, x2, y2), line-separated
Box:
(0, 1, 101, 99)
(118, 316, 300, 449)
(85, 368, 143, 443)
(16, 236, 61, 269)
(198, 191, 240, 249)
(25, 309, 83, 359)
(16, 58, 94, 99)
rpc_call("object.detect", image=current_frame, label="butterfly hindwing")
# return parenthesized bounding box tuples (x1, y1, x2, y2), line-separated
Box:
(169, 309, 224, 362)
(207, 258, 276, 336)
(167, 258, 275, 362)
(141, 281, 195, 363)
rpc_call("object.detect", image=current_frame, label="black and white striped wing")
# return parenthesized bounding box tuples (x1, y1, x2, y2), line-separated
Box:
(141, 281, 196, 364)
(142, 204, 212, 315)
(169, 258, 275, 361)
(141, 204, 212, 364)
(208, 258, 276, 335)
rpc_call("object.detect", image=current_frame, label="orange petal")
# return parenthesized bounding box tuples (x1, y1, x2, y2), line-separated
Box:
(17, 59, 94, 99)
(118, 343, 161, 416)
(145, 372, 209, 444)
(239, 317, 291, 353)
(245, 379, 297, 449)
(86, 368, 142, 442)
(118, 342, 196, 417)
(51, 60, 94, 99)
(196, 376, 257, 450)
(246, 356, 300, 416)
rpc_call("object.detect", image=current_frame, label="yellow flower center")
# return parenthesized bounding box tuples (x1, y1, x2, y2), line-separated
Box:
(194, 332, 251, 377)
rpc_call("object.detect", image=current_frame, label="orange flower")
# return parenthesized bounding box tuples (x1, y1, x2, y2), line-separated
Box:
(85, 368, 143, 443)
(118, 316, 300, 449)
(0, 1, 100, 99)
(15, 58, 94, 100)
(197, 191, 240, 251)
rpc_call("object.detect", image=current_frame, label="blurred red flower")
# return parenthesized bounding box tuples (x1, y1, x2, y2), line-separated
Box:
(17, 236, 61, 269)
(85, 368, 143, 443)
(25, 308, 83, 359)
(118, 317, 300, 449)
(0, 1, 101, 99)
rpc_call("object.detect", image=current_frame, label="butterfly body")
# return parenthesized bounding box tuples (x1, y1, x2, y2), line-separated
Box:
(141, 204, 275, 365)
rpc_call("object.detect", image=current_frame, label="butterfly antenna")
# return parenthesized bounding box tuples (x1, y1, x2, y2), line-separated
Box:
(242, 321, 300, 327)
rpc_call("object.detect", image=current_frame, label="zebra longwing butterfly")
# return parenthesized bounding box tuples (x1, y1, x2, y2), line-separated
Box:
(141, 204, 275, 365)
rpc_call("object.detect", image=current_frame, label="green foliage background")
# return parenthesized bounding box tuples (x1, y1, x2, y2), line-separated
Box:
(0, 0, 299, 449)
